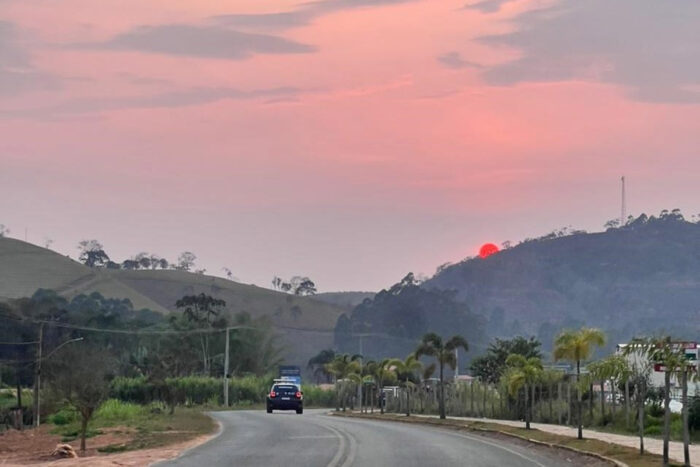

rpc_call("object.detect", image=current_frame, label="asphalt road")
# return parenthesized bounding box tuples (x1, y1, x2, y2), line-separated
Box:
(157, 409, 583, 467)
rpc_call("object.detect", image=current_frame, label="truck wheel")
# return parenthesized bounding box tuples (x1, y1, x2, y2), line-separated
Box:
(296, 408, 303, 414)
(267, 407, 273, 414)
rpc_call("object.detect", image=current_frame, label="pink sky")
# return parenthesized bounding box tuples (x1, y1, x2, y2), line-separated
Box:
(1, 0, 699, 291)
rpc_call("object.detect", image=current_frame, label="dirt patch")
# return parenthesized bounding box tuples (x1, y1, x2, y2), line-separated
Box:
(0, 425, 131, 464)
(0, 419, 218, 466)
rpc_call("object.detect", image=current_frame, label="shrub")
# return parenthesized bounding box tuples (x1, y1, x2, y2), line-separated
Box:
(95, 399, 146, 421)
(110, 376, 154, 404)
(645, 425, 662, 435)
(48, 406, 78, 426)
(301, 385, 335, 407)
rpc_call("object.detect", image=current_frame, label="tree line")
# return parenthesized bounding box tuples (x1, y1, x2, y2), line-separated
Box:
(0, 289, 282, 451)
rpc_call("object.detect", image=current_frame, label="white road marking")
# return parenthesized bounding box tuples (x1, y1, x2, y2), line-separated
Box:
(436, 429, 549, 467)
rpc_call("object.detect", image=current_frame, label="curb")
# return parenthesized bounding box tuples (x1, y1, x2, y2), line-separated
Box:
(331, 412, 628, 467)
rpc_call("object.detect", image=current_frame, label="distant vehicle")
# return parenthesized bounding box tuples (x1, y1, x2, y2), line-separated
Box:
(267, 382, 303, 414)
(278, 365, 302, 386)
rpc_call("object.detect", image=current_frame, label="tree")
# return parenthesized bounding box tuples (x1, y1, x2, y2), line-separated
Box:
(553, 327, 606, 440)
(47, 344, 115, 452)
(389, 354, 422, 416)
(632, 337, 691, 467)
(77, 240, 110, 267)
(471, 336, 542, 384)
(371, 358, 394, 414)
(222, 267, 234, 280)
(588, 354, 629, 424)
(121, 259, 140, 270)
(294, 277, 317, 296)
(307, 349, 336, 383)
(175, 294, 227, 374)
(325, 354, 361, 412)
(176, 251, 197, 271)
(0, 224, 9, 237)
(504, 354, 543, 429)
(415, 333, 468, 419)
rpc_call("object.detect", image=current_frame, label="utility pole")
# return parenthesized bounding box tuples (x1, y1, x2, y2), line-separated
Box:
(31, 335, 82, 429)
(358, 334, 363, 411)
(455, 349, 459, 380)
(33, 323, 44, 427)
(224, 327, 230, 408)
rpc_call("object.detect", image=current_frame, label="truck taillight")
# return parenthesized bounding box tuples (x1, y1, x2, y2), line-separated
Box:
(270, 391, 276, 398)
(295, 391, 302, 399)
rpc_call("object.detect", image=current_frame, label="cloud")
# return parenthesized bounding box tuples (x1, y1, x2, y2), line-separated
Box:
(463, 0, 515, 14)
(83, 24, 315, 60)
(213, 0, 419, 31)
(478, 0, 700, 103)
(437, 52, 483, 70)
(1, 86, 303, 119)
(0, 21, 57, 95)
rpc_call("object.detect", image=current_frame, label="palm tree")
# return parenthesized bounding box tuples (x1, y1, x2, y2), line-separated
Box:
(361, 360, 377, 413)
(389, 354, 423, 416)
(540, 368, 563, 423)
(325, 354, 361, 412)
(553, 327, 606, 439)
(419, 362, 436, 413)
(588, 354, 629, 425)
(415, 333, 469, 420)
(504, 354, 543, 429)
(621, 341, 653, 455)
(638, 337, 688, 467)
(371, 358, 394, 414)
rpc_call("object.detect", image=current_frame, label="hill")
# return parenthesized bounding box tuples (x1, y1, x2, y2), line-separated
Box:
(312, 291, 375, 310)
(0, 237, 344, 367)
(424, 213, 700, 352)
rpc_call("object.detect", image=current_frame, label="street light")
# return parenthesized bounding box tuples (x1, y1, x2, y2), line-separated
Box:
(34, 335, 84, 427)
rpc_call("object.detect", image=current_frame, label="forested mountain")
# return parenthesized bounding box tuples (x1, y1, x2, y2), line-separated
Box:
(334, 273, 486, 359)
(425, 212, 700, 352)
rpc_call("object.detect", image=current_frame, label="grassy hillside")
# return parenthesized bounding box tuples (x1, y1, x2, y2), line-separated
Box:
(425, 213, 700, 351)
(0, 237, 344, 366)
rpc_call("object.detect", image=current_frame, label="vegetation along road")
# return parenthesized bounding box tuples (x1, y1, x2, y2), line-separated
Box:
(157, 409, 593, 467)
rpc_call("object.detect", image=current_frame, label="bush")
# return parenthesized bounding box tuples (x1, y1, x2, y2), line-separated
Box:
(110, 376, 154, 404)
(689, 397, 700, 431)
(301, 385, 335, 407)
(48, 406, 78, 426)
(645, 425, 662, 435)
(96, 399, 146, 421)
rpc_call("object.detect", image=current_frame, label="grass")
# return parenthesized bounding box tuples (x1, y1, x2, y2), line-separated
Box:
(0, 389, 33, 410)
(334, 412, 683, 467)
(51, 399, 215, 452)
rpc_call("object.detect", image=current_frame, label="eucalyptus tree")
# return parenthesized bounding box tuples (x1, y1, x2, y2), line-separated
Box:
(415, 333, 469, 419)
(553, 327, 606, 439)
(389, 354, 423, 416)
(504, 354, 543, 429)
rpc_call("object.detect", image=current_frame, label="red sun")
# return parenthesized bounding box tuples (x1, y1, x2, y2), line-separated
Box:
(479, 243, 500, 259)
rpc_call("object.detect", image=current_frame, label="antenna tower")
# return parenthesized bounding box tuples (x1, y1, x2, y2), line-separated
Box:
(621, 176, 626, 226)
